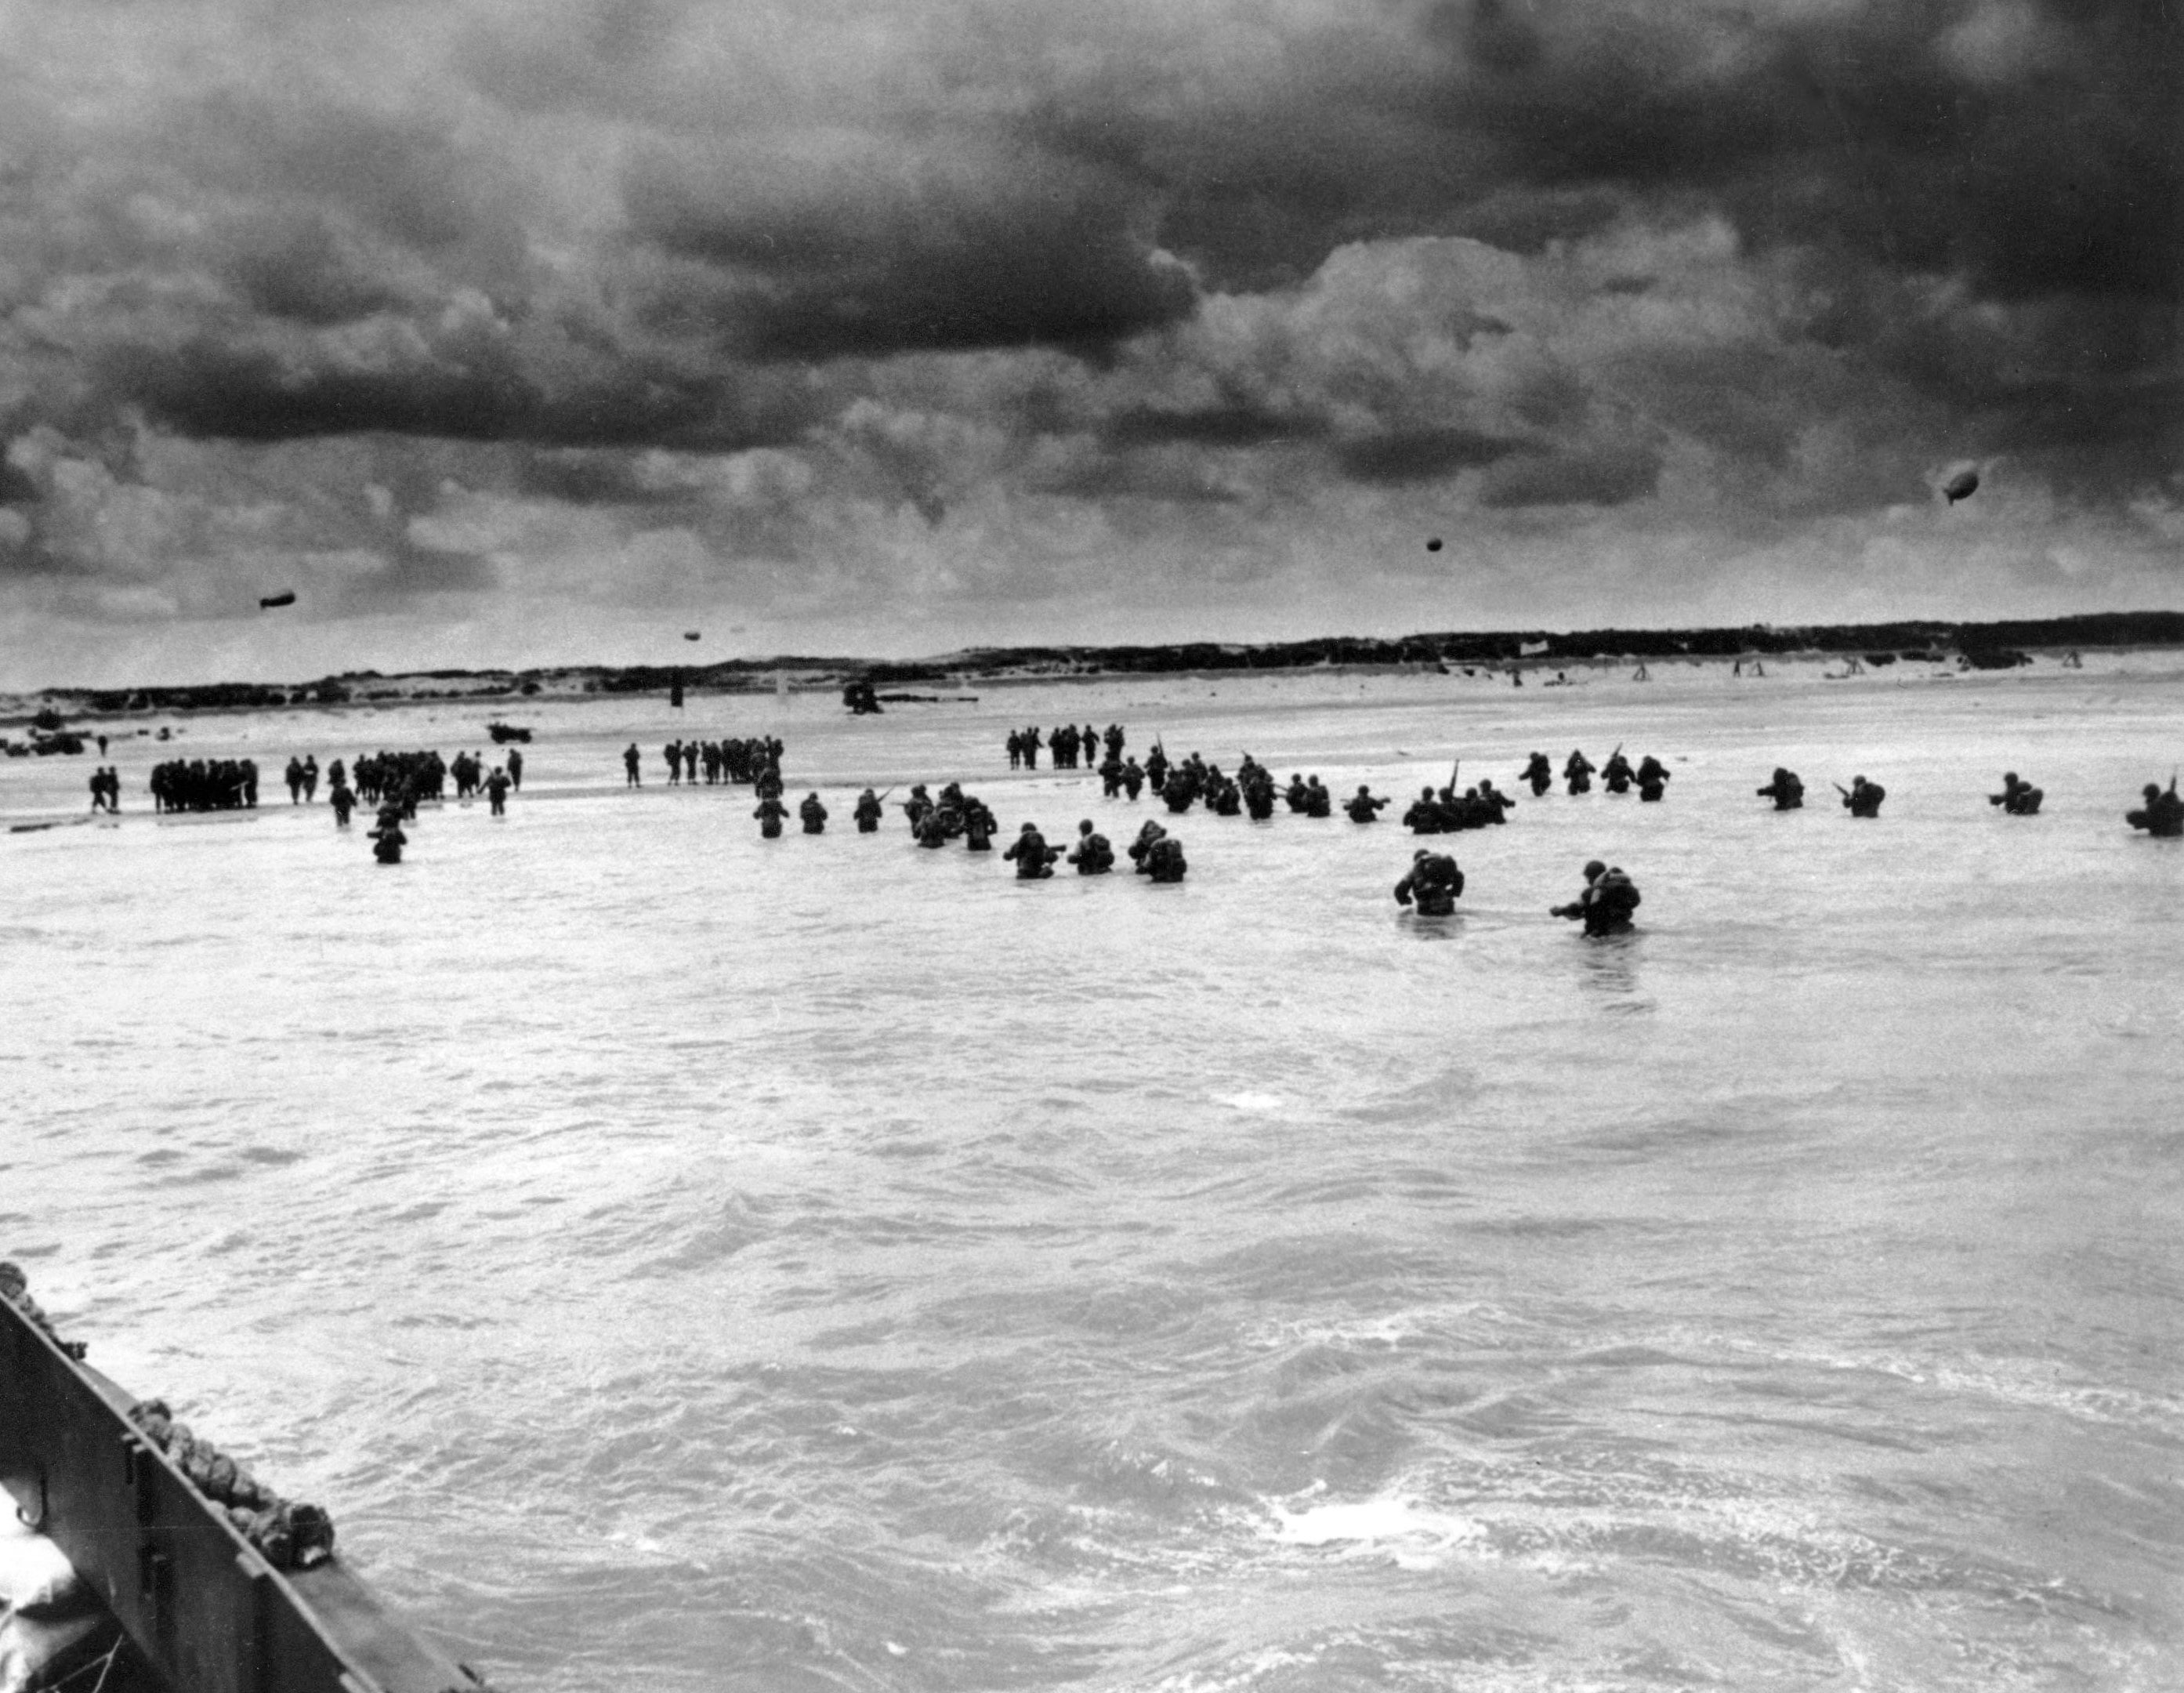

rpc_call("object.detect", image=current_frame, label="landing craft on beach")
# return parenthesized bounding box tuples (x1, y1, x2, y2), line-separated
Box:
(259, 590, 296, 609)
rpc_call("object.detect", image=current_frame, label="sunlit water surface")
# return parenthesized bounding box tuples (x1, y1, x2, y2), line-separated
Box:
(5, 663, 2181, 1691)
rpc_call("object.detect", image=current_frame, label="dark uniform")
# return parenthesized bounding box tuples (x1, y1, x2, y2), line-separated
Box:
(1393, 850, 1464, 915)
(1004, 823, 1058, 879)
(1346, 786, 1389, 823)
(1068, 821, 1114, 875)
(1990, 773, 2043, 815)
(799, 793, 828, 834)
(2127, 781, 2183, 837)
(1552, 860, 1639, 935)
(755, 796, 788, 838)
(854, 790, 884, 832)
(1758, 768, 1804, 810)
(1143, 835, 1186, 883)
(368, 804, 407, 864)
(1842, 776, 1885, 817)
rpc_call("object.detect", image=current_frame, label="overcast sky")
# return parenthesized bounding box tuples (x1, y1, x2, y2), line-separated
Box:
(1, 0, 2177, 686)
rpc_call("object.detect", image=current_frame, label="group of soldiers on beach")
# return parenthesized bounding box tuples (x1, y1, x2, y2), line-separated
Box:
(628, 735, 784, 788)
(1006, 723, 1126, 770)
(147, 757, 261, 812)
(56, 711, 2184, 908)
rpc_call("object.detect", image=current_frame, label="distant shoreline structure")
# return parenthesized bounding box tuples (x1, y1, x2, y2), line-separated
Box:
(6, 611, 2181, 717)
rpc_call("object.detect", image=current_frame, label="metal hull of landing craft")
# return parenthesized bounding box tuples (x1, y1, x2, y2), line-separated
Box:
(0, 1292, 485, 1693)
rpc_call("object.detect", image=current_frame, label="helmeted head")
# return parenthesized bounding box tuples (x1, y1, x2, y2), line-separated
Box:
(1583, 859, 1606, 881)
(1020, 821, 1036, 832)
(2146, 783, 2163, 799)
(1079, 820, 1093, 835)
(2004, 771, 2018, 785)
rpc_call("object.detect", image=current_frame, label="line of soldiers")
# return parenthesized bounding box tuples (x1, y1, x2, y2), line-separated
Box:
(150, 758, 259, 811)
(641, 735, 784, 787)
(1516, 749, 1673, 799)
(85, 766, 123, 812)
(1005, 723, 1128, 770)
(353, 752, 445, 804)
(282, 756, 320, 802)
(1402, 781, 1516, 833)
(748, 774, 1187, 884)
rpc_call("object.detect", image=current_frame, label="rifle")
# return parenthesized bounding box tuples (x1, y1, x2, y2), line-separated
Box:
(1834, 781, 1851, 798)
(1449, 756, 1461, 791)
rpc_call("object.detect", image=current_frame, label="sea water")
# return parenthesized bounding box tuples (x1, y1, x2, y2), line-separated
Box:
(3, 661, 2181, 1692)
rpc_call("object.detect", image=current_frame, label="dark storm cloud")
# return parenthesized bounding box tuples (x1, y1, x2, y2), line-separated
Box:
(2, 0, 2177, 672)
(1479, 441, 1662, 509)
(108, 328, 809, 451)
(1337, 426, 1533, 485)
(1015, 0, 2175, 462)
(512, 451, 690, 508)
(220, 213, 418, 327)
(625, 144, 1197, 361)
(1103, 404, 1325, 451)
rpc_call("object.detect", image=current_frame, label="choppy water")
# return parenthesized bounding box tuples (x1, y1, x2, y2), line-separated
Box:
(5, 662, 2182, 1692)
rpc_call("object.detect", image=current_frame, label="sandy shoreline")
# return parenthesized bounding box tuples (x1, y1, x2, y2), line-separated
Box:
(5, 612, 2182, 726)
(6, 640, 2182, 733)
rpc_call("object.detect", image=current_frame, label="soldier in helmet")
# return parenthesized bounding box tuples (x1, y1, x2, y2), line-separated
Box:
(1393, 850, 1464, 916)
(1552, 860, 1640, 935)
